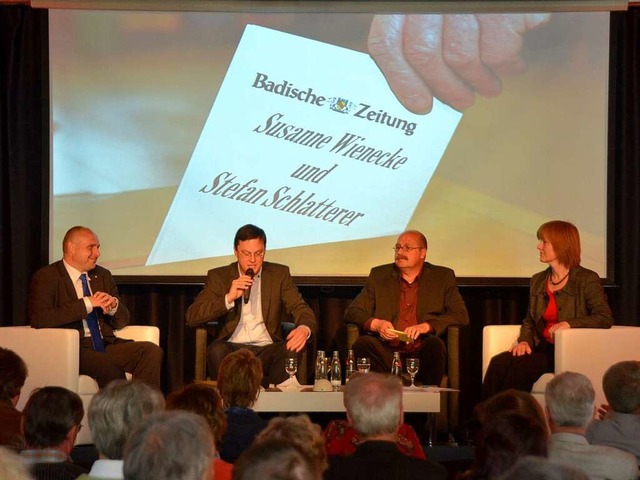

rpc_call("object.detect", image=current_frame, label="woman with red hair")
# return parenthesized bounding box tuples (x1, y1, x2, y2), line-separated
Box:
(482, 220, 613, 399)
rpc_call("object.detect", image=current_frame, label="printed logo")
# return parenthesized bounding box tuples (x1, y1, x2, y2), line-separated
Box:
(329, 97, 356, 114)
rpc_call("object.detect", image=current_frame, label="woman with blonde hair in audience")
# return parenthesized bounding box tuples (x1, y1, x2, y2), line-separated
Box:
(253, 414, 328, 476)
(166, 381, 232, 480)
(216, 349, 267, 463)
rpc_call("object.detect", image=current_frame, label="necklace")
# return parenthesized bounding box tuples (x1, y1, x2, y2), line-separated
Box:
(549, 270, 569, 286)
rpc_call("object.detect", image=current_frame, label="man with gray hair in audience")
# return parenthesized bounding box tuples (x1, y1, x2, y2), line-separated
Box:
(587, 360, 640, 464)
(123, 411, 215, 480)
(76, 380, 165, 480)
(324, 372, 446, 480)
(545, 371, 637, 480)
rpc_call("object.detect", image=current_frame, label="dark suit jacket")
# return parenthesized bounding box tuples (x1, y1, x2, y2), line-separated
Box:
(29, 461, 87, 480)
(518, 265, 613, 346)
(186, 261, 316, 340)
(325, 440, 447, 480)
(28, 260, 129, 342)
(219, 407, 267, 464)
(344, 262, 469, 336)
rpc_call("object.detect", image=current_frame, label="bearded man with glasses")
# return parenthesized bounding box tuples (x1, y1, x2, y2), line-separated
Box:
(345, 230, 468, 386)
(187, 224, 316, 386)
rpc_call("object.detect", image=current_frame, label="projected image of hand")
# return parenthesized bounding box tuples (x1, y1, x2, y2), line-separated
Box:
(368, 13, 551, 114)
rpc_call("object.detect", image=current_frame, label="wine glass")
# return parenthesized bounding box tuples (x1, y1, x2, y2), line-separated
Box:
(357, 357, 371, 373)
(406, 358, 420, 388)
(285, 357, 298, 387)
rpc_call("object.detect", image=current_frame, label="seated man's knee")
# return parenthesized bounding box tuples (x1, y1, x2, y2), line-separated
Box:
(352, 334, 380, 351)
(422, 335, 446, 357)
(145, 342, 164, 362)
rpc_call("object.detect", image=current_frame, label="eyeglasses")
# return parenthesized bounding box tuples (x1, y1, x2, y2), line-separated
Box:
(237, 250, 265, 259)
(392, 245, 423, 253)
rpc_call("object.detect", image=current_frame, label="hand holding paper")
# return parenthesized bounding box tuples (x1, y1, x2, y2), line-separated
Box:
(368, 13, 551, 113)
(388, 328, 414, 344)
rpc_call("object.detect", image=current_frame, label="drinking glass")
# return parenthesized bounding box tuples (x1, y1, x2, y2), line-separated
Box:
(356, 357, 371, 373)
(406, 358, 420, 388)
(285, 357, 298, 386)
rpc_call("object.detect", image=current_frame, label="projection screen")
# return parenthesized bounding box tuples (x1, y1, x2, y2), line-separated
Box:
(49, 7, 610, 279)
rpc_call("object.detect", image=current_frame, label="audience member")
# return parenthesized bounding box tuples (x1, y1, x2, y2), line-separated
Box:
(123, 411, 214, 480)
(0, 347, 28, 451)
(167, 382, 233, 480)
(324, 372, 446, 480)
(460, 411, 547, 479)
(76, 380, 164, 480)
(216, 349, 267, 463)
(0, 446, 33, 480)
(474, 389, 547, 430)
(234, 438, 319, 480)
(545, 371, 637, 480)
(586, 360, 640, 464)
(28, 226, 163, 389)
(500, 456, 589, 480)
(20, 386, 87, 480)
(465, 388, 548, 444)
(253, 414, 328, 476)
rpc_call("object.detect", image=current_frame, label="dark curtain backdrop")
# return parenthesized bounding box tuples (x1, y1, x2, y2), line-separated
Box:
(1, 5, 639, 424)
(0, 5, 48, 328)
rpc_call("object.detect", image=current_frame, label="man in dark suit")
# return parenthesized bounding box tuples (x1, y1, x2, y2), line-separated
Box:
(28, 226, 162, 389)
(325, 372, 447, 480)
(186, 224, 316, 386)
(345, 230, 468, 386)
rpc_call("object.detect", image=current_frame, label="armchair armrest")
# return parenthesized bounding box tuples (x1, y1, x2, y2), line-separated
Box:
(555, 326, 640, 407)
(115, 325, 160, 345)
(195, 322, 221, 382)
(346, 323, 360, 350)
(482, 325, 520, 381)
(0, 327, 81, 410)
(446, 324, 469, 391)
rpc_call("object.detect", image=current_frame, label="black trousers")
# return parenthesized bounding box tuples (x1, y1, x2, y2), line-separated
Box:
(352, 334, 446, 386)
(481, 341, 554, 400)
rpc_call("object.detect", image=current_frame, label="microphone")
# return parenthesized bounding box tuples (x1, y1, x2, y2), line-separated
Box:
(243, 268, 255, 304)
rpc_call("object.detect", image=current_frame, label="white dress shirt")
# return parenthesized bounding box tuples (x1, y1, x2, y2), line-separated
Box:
(227, 267, 272, 346)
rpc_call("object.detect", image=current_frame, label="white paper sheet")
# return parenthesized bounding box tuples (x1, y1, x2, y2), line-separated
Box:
(147, 24, 462, 265)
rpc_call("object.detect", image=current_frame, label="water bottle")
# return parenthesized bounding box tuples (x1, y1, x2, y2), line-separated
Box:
(330, 351, 342, 390)
(315, 350, 327, 381)
(391, 351, 402, 377)
(345, 349, 356, 382)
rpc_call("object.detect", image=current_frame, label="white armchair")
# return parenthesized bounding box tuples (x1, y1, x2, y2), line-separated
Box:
(0, 325, 160, 445)
(482, 325, 640, 408)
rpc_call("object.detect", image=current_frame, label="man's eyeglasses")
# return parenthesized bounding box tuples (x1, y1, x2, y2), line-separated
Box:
(393, 245, 423, 253)
(237, 250, 265, 259)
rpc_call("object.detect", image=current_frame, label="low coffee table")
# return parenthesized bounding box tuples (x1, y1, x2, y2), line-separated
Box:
(253, 386, 440, 413)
